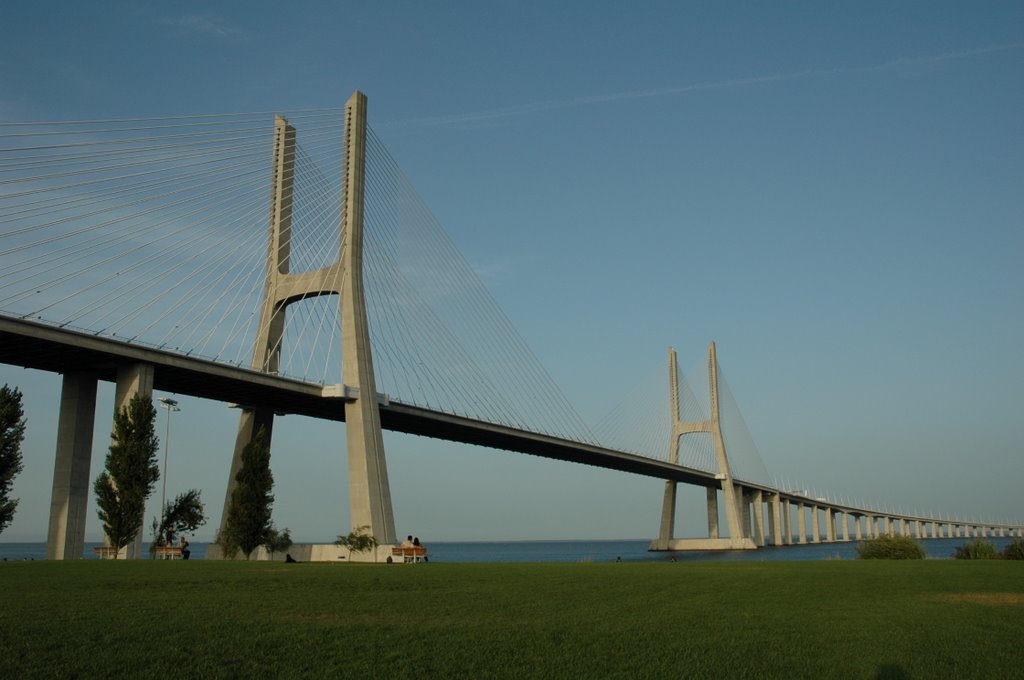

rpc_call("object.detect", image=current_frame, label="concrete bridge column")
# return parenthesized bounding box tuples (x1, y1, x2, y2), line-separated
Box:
(740, 489, 752, 540)
(752, 490, 765, 547)
(656, 480, 677, 550)
(854, 515, 862, 540)
(999, 527, 1006, 537)
(770, 493, 784, 546)
(841, 512, 850, 541)
(811, 506, 821, 543)
(914, 521, 921, 539)
(112, 363, 154, 559)
(783, 499, 792, 544)
(46, 372, 98, 560)
(824, 507, 835, 542)
(797, 504, 807, 544)
(706, 488, 719, 539)
(930, 521, 938, 538)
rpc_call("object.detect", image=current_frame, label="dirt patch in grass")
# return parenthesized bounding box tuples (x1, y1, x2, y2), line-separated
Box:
(931, 592, 1024, 605)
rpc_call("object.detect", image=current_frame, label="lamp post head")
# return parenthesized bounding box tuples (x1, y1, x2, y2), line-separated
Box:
(158, 396, 180, 412)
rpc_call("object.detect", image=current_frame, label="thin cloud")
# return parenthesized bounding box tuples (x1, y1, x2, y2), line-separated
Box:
(162, 14, 246, 39)
(379, 43, 1024, 131)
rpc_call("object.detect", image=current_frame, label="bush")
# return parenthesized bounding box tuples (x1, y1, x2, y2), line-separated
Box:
(953, 539, 998, 560)
(856, 534, 926, 560)
(1001, 538, 1024, 560)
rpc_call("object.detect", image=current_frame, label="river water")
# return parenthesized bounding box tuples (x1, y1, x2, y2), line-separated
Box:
(1, 536, 1018, 562)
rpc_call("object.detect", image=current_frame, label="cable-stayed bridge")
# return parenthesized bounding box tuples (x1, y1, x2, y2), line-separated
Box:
(2, 92, 1019, 559)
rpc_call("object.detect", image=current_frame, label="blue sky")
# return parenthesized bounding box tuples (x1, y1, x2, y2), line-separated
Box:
(1, 2, 1022, 543)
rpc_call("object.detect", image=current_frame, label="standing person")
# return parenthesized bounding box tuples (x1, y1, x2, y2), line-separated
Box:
(179, 534, 190, 560)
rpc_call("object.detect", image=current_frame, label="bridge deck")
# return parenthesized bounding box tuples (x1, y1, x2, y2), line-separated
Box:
(0, 315, 719, 488)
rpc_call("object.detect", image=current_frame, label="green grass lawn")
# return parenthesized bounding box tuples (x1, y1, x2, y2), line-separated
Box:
(2, 560, 1022, 678)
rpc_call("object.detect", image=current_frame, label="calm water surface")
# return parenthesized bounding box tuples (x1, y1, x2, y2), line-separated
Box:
(1, 537, 1017, 562)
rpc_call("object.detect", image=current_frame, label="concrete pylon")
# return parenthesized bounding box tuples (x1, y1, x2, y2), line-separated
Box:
(651, 344, 755, 551)
(218, 92, 396, 551)
(654, 348, 683, 550)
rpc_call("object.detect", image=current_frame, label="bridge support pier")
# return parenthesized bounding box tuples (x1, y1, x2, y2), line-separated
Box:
(783, 498, 792, 544)
(770, 493, 783, 546)
(752, 490, 765, 547)
(841, 512, 850, 541)
(824, 507, 835, 542)
(706, 488, 719, 539)
(796, 504, 807, 543)
(811, 506, 821, 543)
(46, 372, 98, 560)
(112, 363, 154, 559)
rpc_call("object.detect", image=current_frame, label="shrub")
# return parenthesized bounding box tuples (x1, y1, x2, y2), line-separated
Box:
(856, 534, 926, 560)
(336, 525, 378, 558)
(953, 539, 998, 560)
(1001, 538, 1024, 560)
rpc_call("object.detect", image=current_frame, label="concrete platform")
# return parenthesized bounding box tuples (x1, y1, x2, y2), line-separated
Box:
(649, 538, 758, 551)
(205, 543, 395, 563)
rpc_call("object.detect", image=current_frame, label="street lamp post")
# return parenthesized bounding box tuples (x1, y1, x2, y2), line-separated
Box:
(158, 397, 180, 529)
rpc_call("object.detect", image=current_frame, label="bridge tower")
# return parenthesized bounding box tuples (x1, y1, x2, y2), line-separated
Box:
(652, 344, 755, 550)
(216, 91, 396, 550)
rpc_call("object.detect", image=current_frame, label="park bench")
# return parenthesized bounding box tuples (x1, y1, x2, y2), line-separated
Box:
(154, 546, 183, 560)
(391, 546, 428, 563)
(93, 546, 120, 560)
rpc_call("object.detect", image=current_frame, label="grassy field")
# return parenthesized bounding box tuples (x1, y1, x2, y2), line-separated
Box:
(2, 560, 1022, 678)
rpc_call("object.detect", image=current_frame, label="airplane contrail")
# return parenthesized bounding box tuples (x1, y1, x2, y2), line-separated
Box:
(379, 42, 1024, 131)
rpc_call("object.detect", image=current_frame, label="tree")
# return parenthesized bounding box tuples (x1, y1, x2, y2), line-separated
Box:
(94, 394, 160, 556)
(336, 525, 378, 560)
(0, 385, 27, 536)
(151, 489, 206, 553)
(219, 426, 274, 559)
(264, 525, 293, 559)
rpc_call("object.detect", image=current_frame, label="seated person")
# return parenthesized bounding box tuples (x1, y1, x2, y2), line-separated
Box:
(399, 535, 414, 548)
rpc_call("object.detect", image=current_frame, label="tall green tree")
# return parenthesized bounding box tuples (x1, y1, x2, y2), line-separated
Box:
(219, 426, 274, 559)
(0, 384, 27, 536)
(94, 394, 160, 555)
(151, 489, 207, 549)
